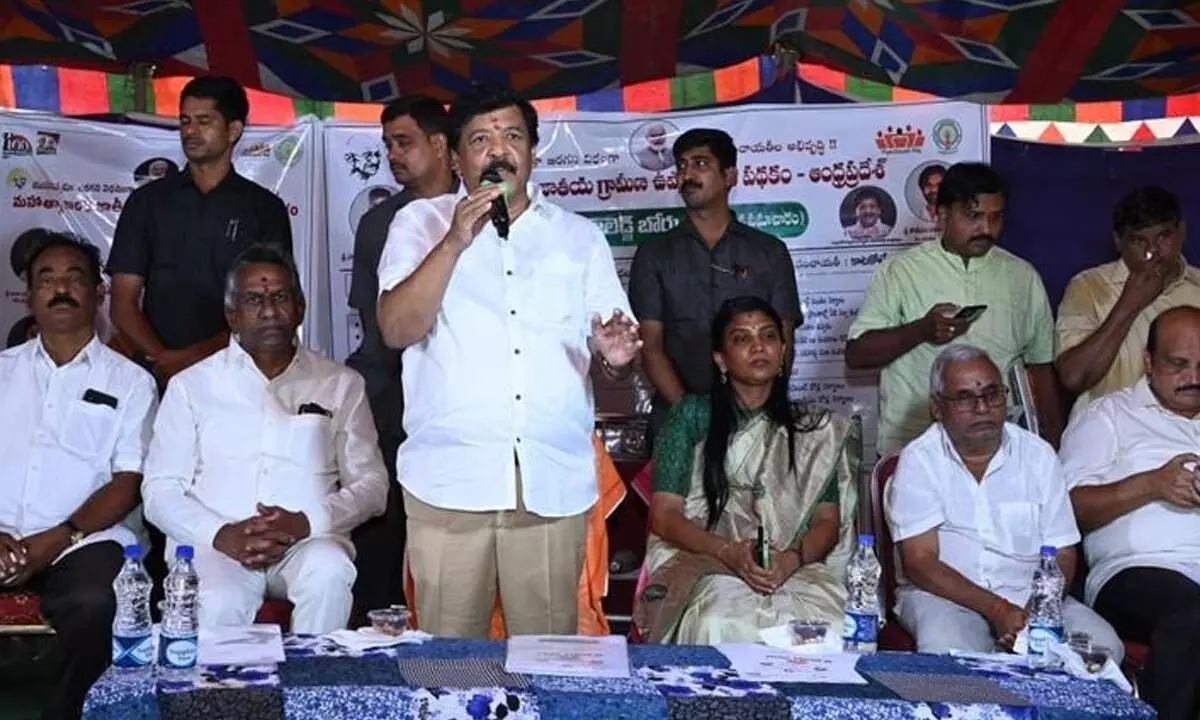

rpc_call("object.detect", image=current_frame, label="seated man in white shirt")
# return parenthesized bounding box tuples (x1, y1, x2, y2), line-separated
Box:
(376, 83, 641, 638)
(143, 244, 388, 634)
(887, 344, 1120, 657)
(0, 231, 157, 719)
(1061, 305, 1200, 720)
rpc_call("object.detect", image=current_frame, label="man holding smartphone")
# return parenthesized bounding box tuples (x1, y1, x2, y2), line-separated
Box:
(846, 163, 1059, 455)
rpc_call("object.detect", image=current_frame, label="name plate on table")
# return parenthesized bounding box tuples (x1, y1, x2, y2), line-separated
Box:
(504, 634, 631, 678)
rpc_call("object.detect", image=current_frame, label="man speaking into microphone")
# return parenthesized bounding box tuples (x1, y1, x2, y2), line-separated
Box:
(376, 83, 639, 638)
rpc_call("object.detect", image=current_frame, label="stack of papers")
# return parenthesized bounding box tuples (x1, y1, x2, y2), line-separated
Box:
(504, 634, 630, 678)
(716, 643, 867, 684)
(325, 628, 432, 650)
(198, 624, 286, 666)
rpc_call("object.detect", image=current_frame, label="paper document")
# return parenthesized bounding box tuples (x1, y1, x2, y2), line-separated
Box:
(716, 643, 867, 684)
(198, 624, 286, 666)
(504, 634, 630, 678)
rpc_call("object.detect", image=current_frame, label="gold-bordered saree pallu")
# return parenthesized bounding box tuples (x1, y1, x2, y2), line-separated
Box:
(633, 412, 862, 644)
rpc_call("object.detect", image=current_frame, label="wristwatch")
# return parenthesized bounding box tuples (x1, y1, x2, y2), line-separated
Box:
(62, 520, 85, 547)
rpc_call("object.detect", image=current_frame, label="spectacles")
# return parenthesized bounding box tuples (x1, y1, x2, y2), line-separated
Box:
(937, 386, 1008, 412)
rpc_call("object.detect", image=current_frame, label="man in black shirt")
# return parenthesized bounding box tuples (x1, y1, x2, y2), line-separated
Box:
(346, 95, 457, 613)
(107, 76, 293, 385)
(629, 128, 801, 429)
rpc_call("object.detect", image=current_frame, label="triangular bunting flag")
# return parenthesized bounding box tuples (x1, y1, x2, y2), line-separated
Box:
(1131, 123, 1156, 142)
(1084, 126, 1111, 144)
(1039, 124, 1065, 143)
(1175, 118, 1199, 137)
(995, 123, 1016, 138)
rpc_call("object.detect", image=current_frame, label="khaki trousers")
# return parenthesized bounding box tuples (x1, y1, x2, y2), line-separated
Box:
(404, 469, 587, 639)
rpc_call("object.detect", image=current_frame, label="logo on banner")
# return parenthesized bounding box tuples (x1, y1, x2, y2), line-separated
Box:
(343, 136, 383, 182)
(34, 131, 60, 156)
(241, 141, 272, 158)
(874, 125, 925, 154)
(273, 136, 304, 167)
(1, 133, 32, 158)
(932, 119, 963, 154)
(6, 168, 30, 189)
(629, 120, 679, 172)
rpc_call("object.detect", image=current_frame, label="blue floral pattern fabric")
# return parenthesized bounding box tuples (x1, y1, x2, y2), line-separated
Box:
(83, 636, 1156, 720)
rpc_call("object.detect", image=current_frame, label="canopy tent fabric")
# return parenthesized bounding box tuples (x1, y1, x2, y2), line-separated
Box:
(3, 0, 1200, 105)
(6, 58, 1200, 146)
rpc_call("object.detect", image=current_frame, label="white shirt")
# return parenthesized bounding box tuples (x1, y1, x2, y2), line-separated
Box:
(887, 422, 1081, 605)
(377, 183, 632, 516)
(142, 342, 388, 552)
(1060, 377, 1200, 604)
(0, 336, 157, 561)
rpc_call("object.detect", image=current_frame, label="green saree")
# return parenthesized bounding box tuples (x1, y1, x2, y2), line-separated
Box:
(633, 395, 862, 644)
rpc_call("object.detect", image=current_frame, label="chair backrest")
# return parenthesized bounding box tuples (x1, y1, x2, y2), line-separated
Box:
(870, 453, 901, 619)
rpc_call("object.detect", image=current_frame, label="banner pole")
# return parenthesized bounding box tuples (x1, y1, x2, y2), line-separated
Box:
(131, 62, 155, 115)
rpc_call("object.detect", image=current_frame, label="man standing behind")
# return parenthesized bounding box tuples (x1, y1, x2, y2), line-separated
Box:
(377, 83, 641, 638)
(0, 232, 157, 719)
(1056, 186, 1200, 419)
(846, 162, 1059, 455)
(143, 245, 387, 633)
(629, 128, 800, 429)
(346, 95, 458, 614)
(107, 76, 293, 386)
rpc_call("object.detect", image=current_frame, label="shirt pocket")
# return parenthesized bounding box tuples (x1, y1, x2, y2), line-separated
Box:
(996, 500, 1041, 557)
(61, 400, 118, 463)
(529, 261, 584, 327)
(286, 415, 337, 473)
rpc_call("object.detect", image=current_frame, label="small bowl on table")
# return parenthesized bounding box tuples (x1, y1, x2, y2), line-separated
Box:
(366, 605, 410, 636)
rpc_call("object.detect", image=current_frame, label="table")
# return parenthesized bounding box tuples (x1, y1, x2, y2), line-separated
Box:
(84, 634, 1155, 720)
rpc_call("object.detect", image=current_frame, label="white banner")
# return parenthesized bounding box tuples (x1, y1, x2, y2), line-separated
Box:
(0, 112, 328, 355)
(326, 101, 987, 457)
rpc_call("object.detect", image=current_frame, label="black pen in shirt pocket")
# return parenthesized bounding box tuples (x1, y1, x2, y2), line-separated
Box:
(298, 402, 332, 418)
(82, 388, 118, 409)
(225, 217, 241, 243)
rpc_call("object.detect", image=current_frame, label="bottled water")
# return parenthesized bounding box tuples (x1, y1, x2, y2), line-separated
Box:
(158, 545, 200, 672)
(111, 544, 153, 673)
(1027, 545, 1064, 665)
(842, 534, 882, 653)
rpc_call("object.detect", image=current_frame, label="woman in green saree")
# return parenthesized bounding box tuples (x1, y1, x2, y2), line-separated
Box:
(633, 296, 861, 644)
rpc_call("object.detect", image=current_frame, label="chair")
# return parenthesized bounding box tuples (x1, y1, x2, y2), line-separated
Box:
(870, 453, 917, 651)
(626, 461, 654, 644)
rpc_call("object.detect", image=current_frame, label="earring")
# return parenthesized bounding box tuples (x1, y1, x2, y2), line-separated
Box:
(720, 368, 728, 384)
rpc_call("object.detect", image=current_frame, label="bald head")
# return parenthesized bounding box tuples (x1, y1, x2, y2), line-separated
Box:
(1145, 305, 1200, 417)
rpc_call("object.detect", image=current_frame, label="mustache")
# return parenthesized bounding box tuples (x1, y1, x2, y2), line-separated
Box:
(1176, 385, 1200, 393)
(970, 234, 994, 244)
(680, 180, 701, 192)
(481, 158, 517, 176)
(48, 294, 78, 308)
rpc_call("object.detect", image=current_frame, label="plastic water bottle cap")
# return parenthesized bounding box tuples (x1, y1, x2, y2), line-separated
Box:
(858, 534, 874, 546)
(175, 545, 195, 560)
(1039, 545, 1056, 555)
(123, 544, 142, 559)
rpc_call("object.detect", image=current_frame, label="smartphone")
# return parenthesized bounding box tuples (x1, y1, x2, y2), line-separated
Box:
(954, 304, 987, 323)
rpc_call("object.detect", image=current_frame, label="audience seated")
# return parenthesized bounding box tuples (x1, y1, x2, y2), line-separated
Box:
(141, 244, 387, 635)
(633, 297, 859, 643)
(1061, 305, 1200, 720)
(887, 344, 1120, 659)
(0, 232, 157, 719)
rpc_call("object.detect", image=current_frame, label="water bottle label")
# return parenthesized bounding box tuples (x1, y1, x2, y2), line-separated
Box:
(112, 633, 152, 668)
(842, 611, 879, 644)
(159, 635, 198, 669)
(1028, 625, 1062, 656)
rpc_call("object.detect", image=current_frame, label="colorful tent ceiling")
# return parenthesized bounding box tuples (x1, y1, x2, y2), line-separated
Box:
(7, 58, 1200, 147)
(5, 1, 1200, 105)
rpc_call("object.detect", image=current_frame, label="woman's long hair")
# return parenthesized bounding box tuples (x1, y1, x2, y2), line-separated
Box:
(702, 296, 824, 530)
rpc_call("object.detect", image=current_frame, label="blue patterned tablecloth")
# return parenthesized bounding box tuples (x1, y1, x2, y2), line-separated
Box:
(83, 635, 1155, 720)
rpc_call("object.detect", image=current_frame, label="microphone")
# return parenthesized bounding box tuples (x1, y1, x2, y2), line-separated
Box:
(480, 170, 510, 239)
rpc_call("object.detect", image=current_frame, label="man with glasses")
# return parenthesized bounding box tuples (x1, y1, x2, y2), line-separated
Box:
(885, 344, 1119, 655)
